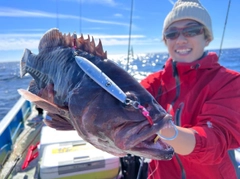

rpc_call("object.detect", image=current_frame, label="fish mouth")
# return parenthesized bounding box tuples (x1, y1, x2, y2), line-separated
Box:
(129, 121, 174, 160)
(114, 115, 174, 160)
(129, 135, 174, 160)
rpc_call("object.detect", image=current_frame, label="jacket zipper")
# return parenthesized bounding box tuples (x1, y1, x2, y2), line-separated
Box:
(171, 61, 186, 179)
(175, 108, 186, 179)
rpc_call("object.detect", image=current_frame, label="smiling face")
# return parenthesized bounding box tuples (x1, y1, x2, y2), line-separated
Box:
(164, 19, 211, 63)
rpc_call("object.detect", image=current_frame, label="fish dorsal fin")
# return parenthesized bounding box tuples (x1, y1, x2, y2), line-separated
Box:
(38, 28, 107, 59)
(38, 28, 64, 53)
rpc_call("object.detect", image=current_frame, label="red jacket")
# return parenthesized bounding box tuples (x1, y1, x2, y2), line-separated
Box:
(140, 52, 240, 179)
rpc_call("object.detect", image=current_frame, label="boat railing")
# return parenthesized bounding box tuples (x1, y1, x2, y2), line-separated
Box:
(0, 97, 32, 170)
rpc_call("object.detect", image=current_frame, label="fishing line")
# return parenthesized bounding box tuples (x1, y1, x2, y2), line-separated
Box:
(126, 0, 134, 71)
(219, 0, 231, 59)
(147, 159, 159, 179)
(79, 0, 82, 34)
(56, 0, 59, 29)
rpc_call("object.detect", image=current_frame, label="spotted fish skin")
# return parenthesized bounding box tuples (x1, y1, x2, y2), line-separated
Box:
(19, 28, 174, 160)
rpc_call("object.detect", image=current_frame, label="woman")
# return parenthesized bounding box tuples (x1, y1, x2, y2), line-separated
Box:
(140, 0, 240, 178)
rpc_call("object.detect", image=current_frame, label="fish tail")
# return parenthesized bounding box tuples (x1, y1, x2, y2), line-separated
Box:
(20, 48, 31, 77)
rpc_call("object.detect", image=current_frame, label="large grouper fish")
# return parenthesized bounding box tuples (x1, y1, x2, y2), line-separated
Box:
(18, 28, 174, 160)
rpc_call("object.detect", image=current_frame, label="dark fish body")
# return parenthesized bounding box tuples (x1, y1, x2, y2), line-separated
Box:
(19, 28, 174, 160)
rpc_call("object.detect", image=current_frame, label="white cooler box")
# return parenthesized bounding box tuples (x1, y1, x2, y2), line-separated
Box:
(39, 127, 120, 179)
(39, 126, 85, 155)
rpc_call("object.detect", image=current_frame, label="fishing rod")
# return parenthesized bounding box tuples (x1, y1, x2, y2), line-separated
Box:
(219, 0, 231, 59)
(126, 0, 134, 71)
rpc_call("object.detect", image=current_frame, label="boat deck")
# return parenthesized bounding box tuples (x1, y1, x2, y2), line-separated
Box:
(0, 107, 45, 179)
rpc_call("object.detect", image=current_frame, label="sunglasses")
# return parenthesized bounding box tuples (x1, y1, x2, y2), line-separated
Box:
(164, 26, 204, 40)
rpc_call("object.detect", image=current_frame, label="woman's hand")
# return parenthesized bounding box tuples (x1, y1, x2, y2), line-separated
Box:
(160, 126, 197, 155)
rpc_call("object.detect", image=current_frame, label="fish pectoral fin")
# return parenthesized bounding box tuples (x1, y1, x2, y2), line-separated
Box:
(44, 113, 74, 131)
(18, 89, 74, 130)
(18, 89, 67, 116)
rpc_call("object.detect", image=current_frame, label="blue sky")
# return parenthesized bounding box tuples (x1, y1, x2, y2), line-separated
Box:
(0, 0, 239, 62)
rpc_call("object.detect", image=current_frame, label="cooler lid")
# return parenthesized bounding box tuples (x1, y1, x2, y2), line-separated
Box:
(40, 141, 119, 174)
(40, 126, 84, 146)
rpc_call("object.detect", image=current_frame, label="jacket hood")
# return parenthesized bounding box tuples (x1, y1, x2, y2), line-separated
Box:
(166, 52, 218, 72)
(162, 52, 219, 81)
(161, 52, 220, 92)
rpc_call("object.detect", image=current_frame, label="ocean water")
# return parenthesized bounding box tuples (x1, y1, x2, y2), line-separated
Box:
(0, 48, 240, 121)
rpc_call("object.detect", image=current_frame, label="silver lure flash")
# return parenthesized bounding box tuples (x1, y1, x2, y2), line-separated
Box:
(75, 56, 127, 103)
